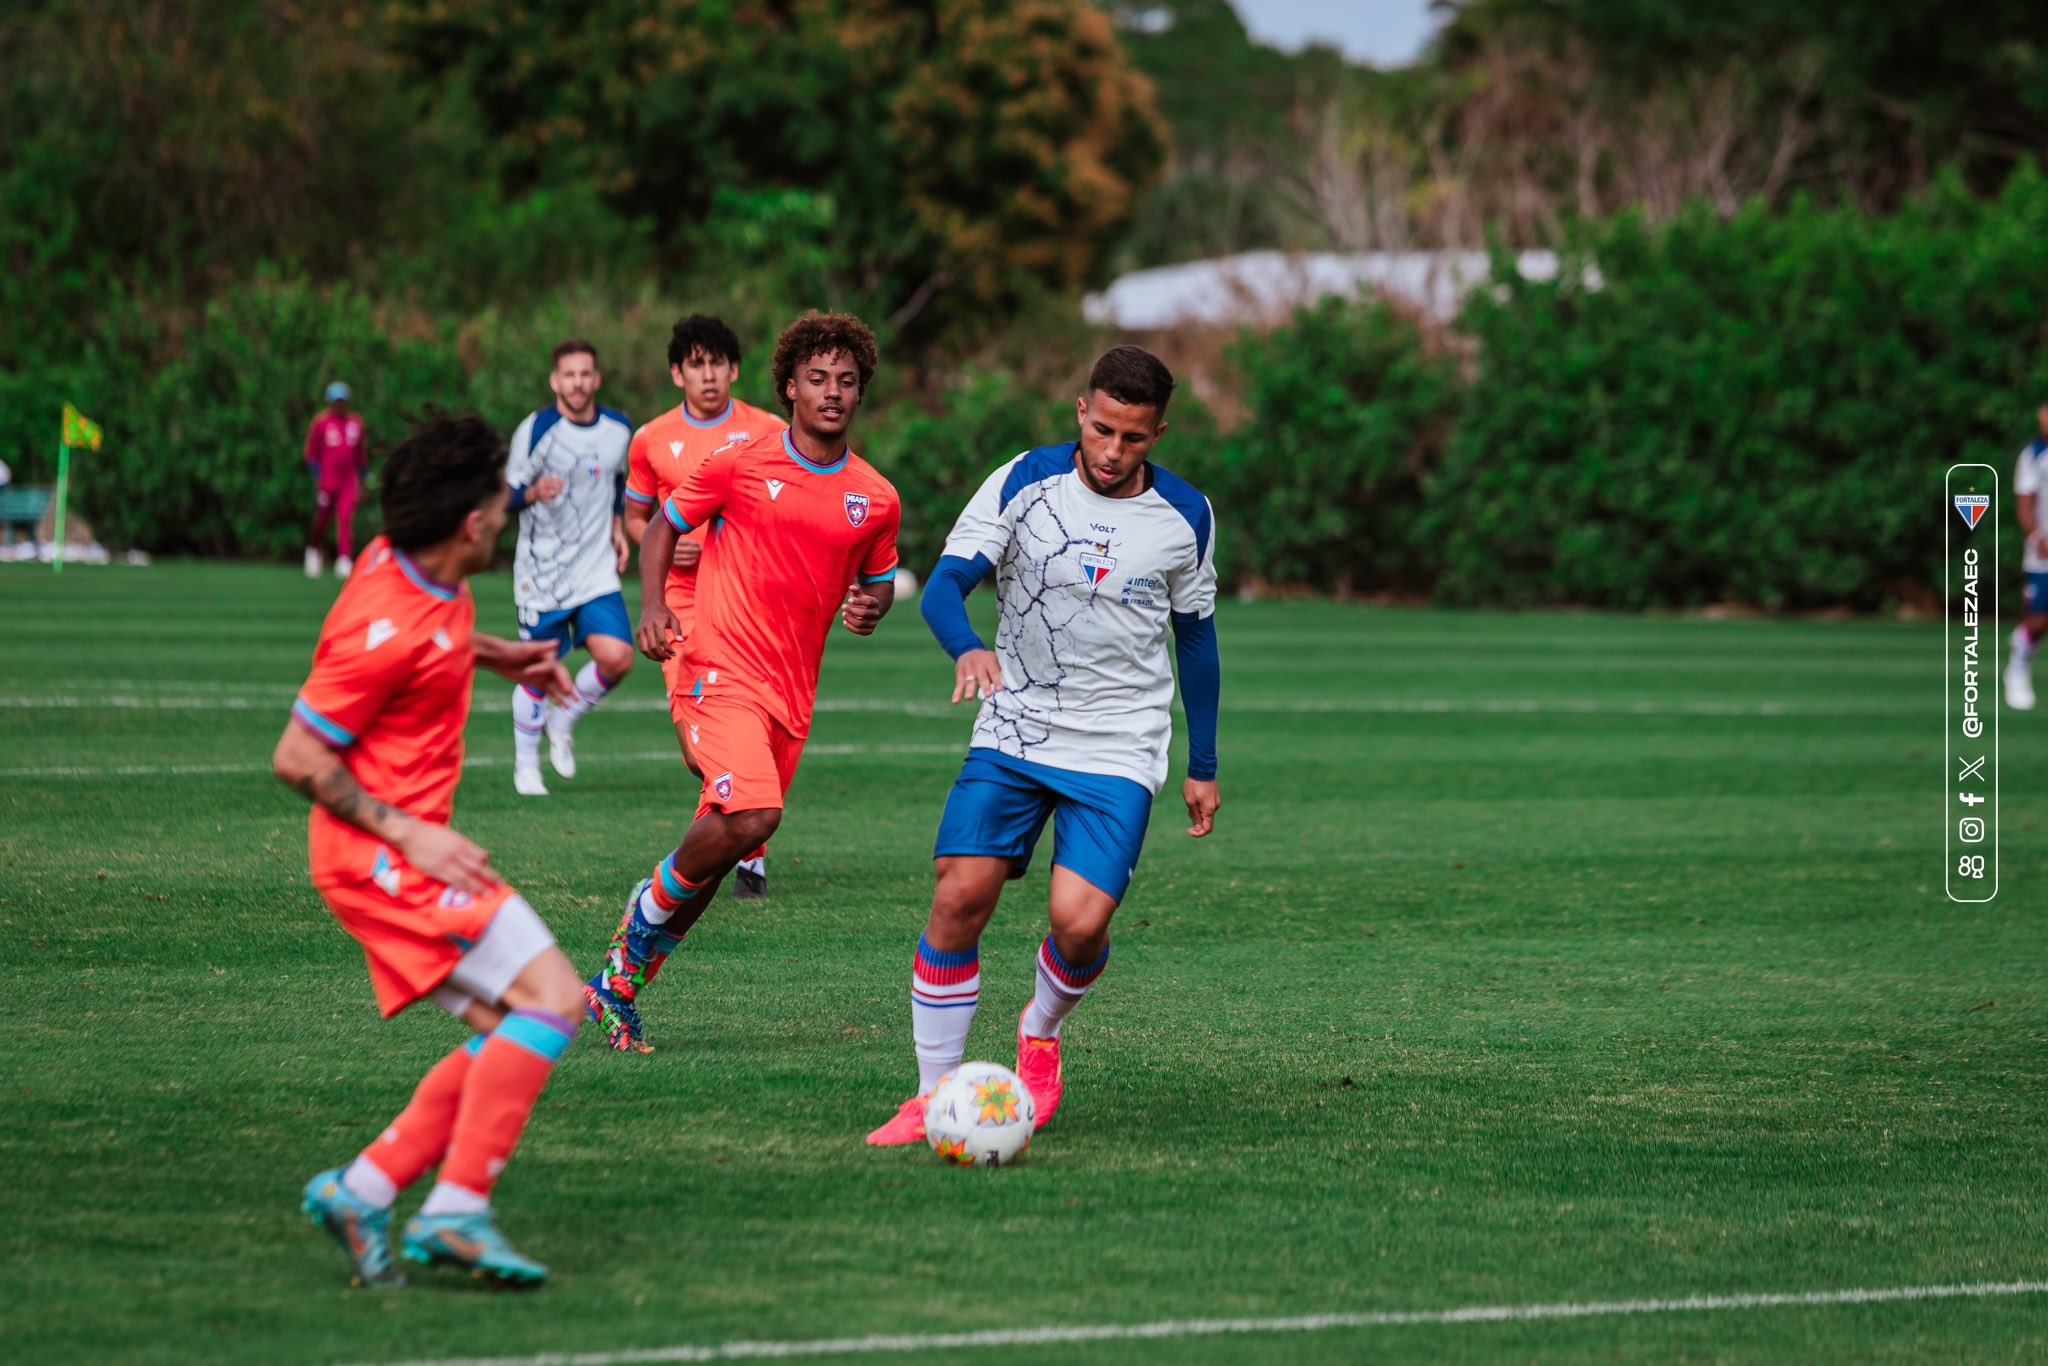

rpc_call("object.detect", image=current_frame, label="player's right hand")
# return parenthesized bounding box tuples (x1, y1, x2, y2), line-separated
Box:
(398, 822, 501, 895)
(952, 649, 1003, 704)
(532, 475, 567, 504)
(672, 538, 701, 570)
(638, 605, 683, 662)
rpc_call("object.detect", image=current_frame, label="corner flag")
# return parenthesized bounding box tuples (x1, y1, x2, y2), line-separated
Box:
(53, 403, 102, 574)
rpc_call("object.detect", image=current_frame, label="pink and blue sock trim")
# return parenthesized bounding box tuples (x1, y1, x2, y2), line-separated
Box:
(490, 1008, 579, 1062)
(1037, 935, 1109, 999)
(913, 937, 980, 1007)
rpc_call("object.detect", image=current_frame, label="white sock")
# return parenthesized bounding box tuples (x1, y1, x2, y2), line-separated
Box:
(342, 1155, 398, 1209)
(2014, 627, 2037, 666)
(418, 1181, 489, 1217)
(1020, 935, 1110, 1039)
(737, 855, 766, 877)
(512, 684, 546, 767)
(557, 660, 615, 725)
(912, 937, 980, 1094)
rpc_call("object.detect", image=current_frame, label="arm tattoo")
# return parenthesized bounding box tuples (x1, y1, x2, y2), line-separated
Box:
(290, 760, 399, 836)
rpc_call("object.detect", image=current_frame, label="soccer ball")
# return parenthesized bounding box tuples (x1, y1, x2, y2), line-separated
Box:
(925, 1061, 1036, 1167)
(894, 566, 920, 599)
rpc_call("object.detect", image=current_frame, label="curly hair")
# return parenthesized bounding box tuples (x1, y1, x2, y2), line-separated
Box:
(667, 314, 742, 369)
(379, 413, 507, 552)
(771, 312, 878, 414)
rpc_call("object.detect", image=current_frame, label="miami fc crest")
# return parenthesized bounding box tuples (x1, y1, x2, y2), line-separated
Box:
(1079, 551, 1117, 589)
(713, 772, 734, 802)
(844, 492, 870, 527)
(1954, 493, 1990, 529)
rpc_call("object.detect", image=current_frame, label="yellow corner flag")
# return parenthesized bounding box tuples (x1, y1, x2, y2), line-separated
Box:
(62, 403, 103, 451)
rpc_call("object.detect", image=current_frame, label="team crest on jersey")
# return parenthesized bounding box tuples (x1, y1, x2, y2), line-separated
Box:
(1079, 551, 1118, 588)
(438, 886, 473, 910)
(1955, 493, 1990, 529)
(845, 492, 870, 527)
(713, 771, 734, 802)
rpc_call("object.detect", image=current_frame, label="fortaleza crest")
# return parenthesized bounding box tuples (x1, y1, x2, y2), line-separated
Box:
(844, 492, 870, 527)
(1955, 493, 1991, 530)
(713, 772, 734, 802)
(1079, 551, 1118, 588)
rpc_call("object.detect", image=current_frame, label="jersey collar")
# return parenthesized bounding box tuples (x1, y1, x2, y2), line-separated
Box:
(782, 429, 850, 476)
(393, 546, 459, 602)
(682, 399, 735, 429)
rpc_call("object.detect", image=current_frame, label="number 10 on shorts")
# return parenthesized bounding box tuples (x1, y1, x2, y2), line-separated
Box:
(1946, 463, 1997, 903)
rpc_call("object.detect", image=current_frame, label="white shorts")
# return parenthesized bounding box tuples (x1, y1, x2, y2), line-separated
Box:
(428, 894, 555, 1018)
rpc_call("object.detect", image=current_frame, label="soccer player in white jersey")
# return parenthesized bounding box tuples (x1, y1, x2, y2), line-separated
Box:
(505, 339, 636, 795)
(2005, 404, 2048, 710)
(866, 346, 1222, 1146)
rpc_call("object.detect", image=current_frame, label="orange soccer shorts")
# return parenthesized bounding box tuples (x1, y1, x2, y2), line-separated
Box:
(678, 689, 806, 818)
(311, 824, 520, 1018)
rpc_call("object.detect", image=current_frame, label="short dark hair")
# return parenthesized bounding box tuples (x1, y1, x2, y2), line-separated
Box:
(771, 312, 878, 414)
(668, 314, 742, 369)
(551, 338, 599, 369)
(1087, 345, 1175, 415)
(379, 414, 507, 553)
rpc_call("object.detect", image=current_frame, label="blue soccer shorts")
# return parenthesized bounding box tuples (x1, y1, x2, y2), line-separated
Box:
(2027, 572, 2048, 617)
(517, 591, 632, 655)
(933, 748, 1154, 902)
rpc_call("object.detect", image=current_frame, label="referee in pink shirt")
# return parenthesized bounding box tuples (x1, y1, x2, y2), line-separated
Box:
(305, 381, 368, 578)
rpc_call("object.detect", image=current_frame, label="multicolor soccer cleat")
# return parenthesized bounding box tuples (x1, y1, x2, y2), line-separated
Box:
(864, 1094, 931, 1146)
(401, 1211, 547, 1288)
(302, 1168, 405, 1289)
(583, 877, 676, 1053)
(1016, 1010, 1063, 1130)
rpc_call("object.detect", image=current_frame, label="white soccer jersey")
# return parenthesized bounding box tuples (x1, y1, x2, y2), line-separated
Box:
(506, 405, 633, 617)
(2016, 437, 2048, 572)
(941, 444, 1218, 793)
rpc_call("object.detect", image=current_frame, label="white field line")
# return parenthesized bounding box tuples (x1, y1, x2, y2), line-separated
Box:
(359, 1280, 2048, 1366)
(0, 744, 962, 781)
(0, 693, 1918, 718)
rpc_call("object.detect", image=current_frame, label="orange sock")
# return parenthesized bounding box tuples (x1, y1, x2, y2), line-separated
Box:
(345, 1035, 483, 1205)
(433, 1010, 579, 1204)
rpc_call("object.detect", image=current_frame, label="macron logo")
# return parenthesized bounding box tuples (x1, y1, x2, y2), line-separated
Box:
(365, 619, 398, 651)
(669, 441, 684, 458)
(432, 629, 452, 652)
(766, 479, 785, 500)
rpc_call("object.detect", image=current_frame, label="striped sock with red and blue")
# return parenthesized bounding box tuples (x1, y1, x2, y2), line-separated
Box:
(912, 936, 980, 1093)
(1021, 935, 1110, 1039)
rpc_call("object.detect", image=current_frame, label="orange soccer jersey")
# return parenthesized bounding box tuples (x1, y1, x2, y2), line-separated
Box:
(624, 398, 786, 635)
(292, 536, 512, 1015)
(661, 429, 901, 737)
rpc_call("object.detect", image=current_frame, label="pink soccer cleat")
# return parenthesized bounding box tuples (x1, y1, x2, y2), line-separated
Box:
(865, 1094, 930, 1146)
(1016, 1010, 1063, 1130)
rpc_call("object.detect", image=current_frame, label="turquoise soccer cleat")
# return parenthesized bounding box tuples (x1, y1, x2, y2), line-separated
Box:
(302, 1168, 406, 1289)
(402, 1211, 548, 1288)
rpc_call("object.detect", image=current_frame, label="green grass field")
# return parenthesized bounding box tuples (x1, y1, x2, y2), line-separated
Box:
(2, 562, 2044, 1363)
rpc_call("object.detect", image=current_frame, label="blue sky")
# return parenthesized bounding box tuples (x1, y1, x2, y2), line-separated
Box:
(1231, 0, 1443, 67)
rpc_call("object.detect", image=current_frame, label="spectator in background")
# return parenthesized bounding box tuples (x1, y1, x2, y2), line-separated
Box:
(306, 381, 368, 579)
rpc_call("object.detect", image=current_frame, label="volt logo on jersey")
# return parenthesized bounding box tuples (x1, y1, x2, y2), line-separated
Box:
(1955, 493, 1991, 529)
(365, 618, 398, 651)
(766, 479, 786, 501)
(713, 772, 734, 802)
(371, 847, 402, 897)
(845, 492, 870, 527)
(1079, 551, 1118, 587)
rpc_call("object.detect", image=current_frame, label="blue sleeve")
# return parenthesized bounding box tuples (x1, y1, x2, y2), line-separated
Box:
(922, 553, 995, 659)
(1171, 610, 1219, 781)
(613, 471, 626, 517)
(506, 485, 530, 513)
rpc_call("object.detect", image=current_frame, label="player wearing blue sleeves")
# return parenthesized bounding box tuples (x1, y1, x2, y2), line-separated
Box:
(866, 345, 1222, 1147)
(505, 340, 636, 795)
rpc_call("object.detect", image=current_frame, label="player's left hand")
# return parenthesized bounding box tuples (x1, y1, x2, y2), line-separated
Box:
(1183, 778, 1221, 838)
(613, 523, 631, 574)
(531, 475, 567, 504)
(842, 583, 885, 635)
(488, 639, 575, 704)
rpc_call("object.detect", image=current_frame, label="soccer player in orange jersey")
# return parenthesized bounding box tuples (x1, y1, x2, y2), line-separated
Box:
(583, 313, 902, 1053)
(622, 315, 787, 898)
(278, 415, 588, 1288)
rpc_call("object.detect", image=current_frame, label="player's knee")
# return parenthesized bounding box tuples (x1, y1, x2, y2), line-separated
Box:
(589, 637, 635, 680)
(724, 807, 781, 853)
(514, 946, 588, 1022)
